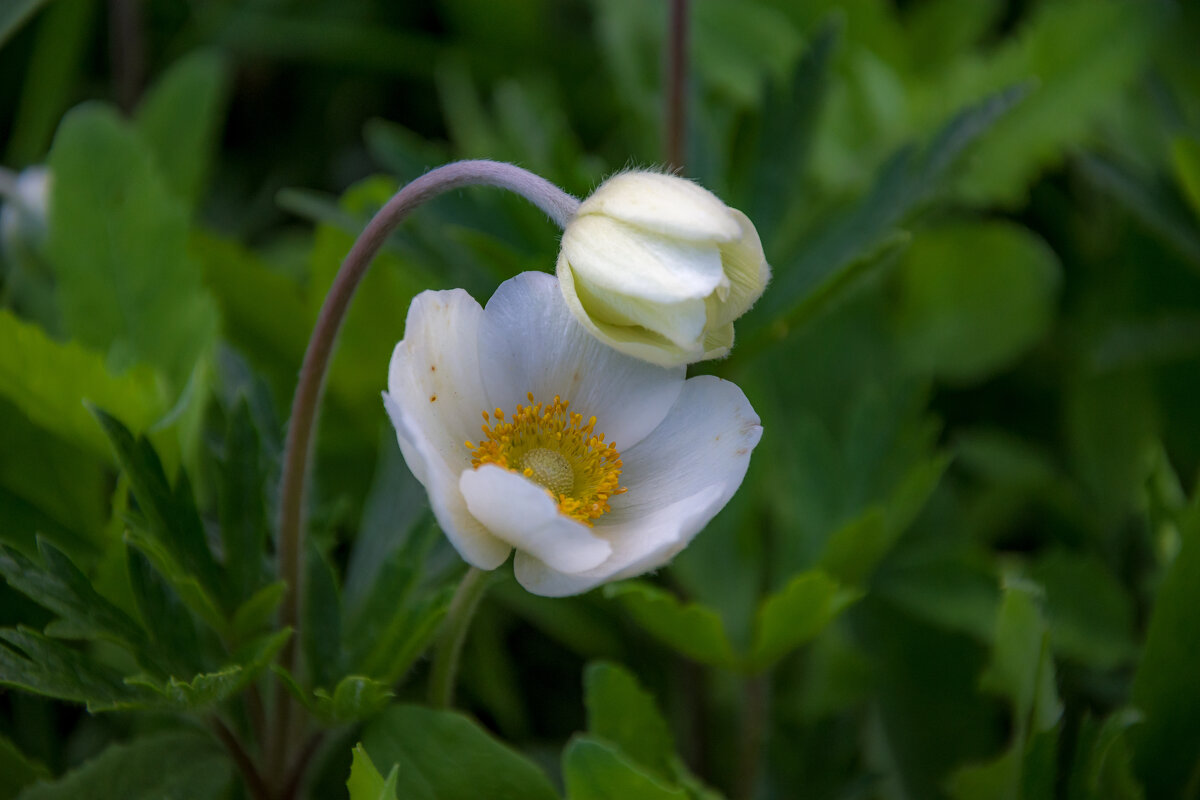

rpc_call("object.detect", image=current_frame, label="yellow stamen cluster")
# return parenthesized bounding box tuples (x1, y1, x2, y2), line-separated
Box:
(466, 393, 625, 525)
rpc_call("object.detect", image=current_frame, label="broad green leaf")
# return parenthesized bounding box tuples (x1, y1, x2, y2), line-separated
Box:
(0, 0, 49, 49)
(604, 582, 736, 668)
(1172, 136, 1200, 220)
(0, 627, 149, 711)
(691, 0, 803, 107)
(745, 84, 1028, 341)
(1130, 510, 1200, 797)
(584, 663, 675, 780)
(46, 103, 218, 390)
(314, 676, 395, 725)
(0, 541, 146, 651)
(0, 734, 49, 800)
(1089, 314, 1200, 372)
(893, 221, 1061, 383)
(748, 570, 858, 671)
(347, 744, 398, 800)
(17, 731, 232, 800)
(0, 310, 166, 460)
(135, 51, 230, 206)
(1028, 551, 1136, 669)
(91, 408, 227, 620)
(953, 0, 1163, 207)
(563, 737, 686, 800)
(362, 704, 559, 800)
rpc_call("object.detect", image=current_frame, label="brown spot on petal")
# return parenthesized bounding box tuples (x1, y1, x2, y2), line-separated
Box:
(430, 395, 437, 402)
(430, 365, 436, 372)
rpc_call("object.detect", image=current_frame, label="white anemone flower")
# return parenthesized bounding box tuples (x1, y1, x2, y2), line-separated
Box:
(383, 271, 762, 596)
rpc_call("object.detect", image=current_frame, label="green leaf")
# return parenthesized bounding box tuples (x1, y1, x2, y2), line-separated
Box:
(16, 730, 233, 800)
(747, 84, 1029, 340)
(0, 310, 166, 460)
(314, 676, 395, 725)
(0, 733, 50, 800)
(1067, 710, 1145, 800)
(347, 744, 398, 800)
(125, 547, 202, 676)
(954, 0, 1164, 207)
(3, 0, 94, 166)
(893, 221, 1061, 382)
(126, 628, 290, 711)
(216, 400, 271, 606)
(748, 570, 859, 671)
(362, 704, 559, 800)
(0, 627, 148, 711)
(135, 51, 230, 206)
(1028, 551, 1136, 669)
(691, 0, 803, 107)
(0, 541, 146, 651)
(0, 0, 49, 49)
(584, 663, 675, 780)
(604, 582, 737, 668)
(46, 103, 218, 389)
(1130, 511, 1200, 797)
(1172, 136, 1200, 220)
(305, 542, 343, 690)
(91, 408, 227, 622)
(563, 737, 686, 800)
(230, 581, 286, 644)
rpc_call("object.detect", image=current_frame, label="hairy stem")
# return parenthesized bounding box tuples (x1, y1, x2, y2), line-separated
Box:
(428, 567, 491, 709)
(665, 0, 689, 171)
(269, 160, 578, 783)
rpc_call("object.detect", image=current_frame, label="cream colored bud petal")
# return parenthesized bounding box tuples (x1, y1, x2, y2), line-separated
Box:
(558, 258, 703, 368)
(572, 266, 707, 349)
(579, 172, 742, 242)
(701, 323, 734, 360)
(707, 208, 770, 329)
(563, 213, 726, 302)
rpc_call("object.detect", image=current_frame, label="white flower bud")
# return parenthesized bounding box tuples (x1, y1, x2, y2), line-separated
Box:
(556, 171, 770, 367)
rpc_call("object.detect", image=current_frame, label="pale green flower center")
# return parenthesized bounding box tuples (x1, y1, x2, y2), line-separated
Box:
(518, 447, 575, 496)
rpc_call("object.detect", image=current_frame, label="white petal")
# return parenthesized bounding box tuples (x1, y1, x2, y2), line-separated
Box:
(478, 271, 685, 448)
(514, 376, 762, 597)
(579, 172, 742, 242)
(384, 394, 511, 570)
(513, 484, 726, 597)
(386, 288, 490, 469)
(459, 465, 612, 573)
(563, 214, 725, 302)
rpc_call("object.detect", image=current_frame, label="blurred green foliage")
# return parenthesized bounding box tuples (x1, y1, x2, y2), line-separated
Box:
(3, 0, 1200, 799)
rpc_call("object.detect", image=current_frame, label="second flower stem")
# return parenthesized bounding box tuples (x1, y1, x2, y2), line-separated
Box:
(429, 567, 492, 709)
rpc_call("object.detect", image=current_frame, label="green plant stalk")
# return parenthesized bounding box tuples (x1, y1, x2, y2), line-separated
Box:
(665, 0, 689, 171)
(428, 567, 491, 710)
(268, 161, 579, 786)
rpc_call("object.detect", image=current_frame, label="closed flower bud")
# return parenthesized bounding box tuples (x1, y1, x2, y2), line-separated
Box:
(556, 171, 770, 367)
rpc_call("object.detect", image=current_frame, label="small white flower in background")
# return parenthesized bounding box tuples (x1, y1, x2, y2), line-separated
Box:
(383, 271, 762, 597)
(556, 171, 770, 368)
(0, 166, 51, 259)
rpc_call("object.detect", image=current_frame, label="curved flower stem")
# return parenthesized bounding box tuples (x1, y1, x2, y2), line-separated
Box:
(269, 161, 579, 782)
(665, 0, 689, 171)
(428, 567, 492, 709)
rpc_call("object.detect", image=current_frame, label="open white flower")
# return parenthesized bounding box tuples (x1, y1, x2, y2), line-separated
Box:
(557, 171, 770, 367)
(383, 271, 762, 596)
